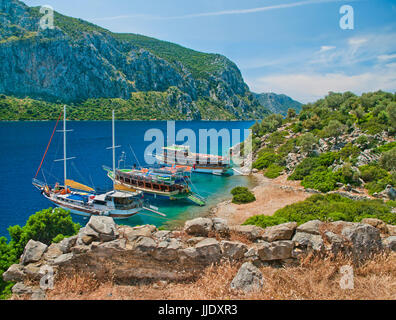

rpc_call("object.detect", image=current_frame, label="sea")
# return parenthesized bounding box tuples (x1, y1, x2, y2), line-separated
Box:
(0, 120, 255, 238)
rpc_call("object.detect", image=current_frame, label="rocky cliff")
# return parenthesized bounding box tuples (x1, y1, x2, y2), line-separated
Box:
(253, 92, 302, 116)
(0, 0, 268, 120)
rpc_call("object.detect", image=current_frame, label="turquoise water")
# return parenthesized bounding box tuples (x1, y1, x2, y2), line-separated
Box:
(0, 121, 254, 237)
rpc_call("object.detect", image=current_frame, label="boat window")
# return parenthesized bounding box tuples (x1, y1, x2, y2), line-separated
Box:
(93, 200, 106, 206)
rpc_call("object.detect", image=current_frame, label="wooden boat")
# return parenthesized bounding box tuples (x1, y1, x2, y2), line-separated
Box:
(156, 145, 231, 175)
(104, 165, 206, 206)
(32, 107, 164, 219)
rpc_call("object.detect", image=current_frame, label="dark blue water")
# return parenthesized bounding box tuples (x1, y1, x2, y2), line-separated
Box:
(0, 121, 254, 238)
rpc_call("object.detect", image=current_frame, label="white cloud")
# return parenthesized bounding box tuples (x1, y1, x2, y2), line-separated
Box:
(319, 46, 336, 52)
(378, 53, 396, 61)
(248, 68, 396, 103)
(92, 0, 352, 21)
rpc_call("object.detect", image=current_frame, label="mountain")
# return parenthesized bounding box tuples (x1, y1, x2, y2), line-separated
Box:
(253, 92, 302, 116)
(0, 0, 269, 120)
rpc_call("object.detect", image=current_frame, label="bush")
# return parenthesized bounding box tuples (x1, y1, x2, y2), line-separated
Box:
(253, 152, 282, 170)
(0, 208, 80, 299)
(301, 169, 339, 193)
(231, 186, 256, 204)
(243, 194, 395, 228)
(359, 164, 389, 182)
(264, 164, 284, 179)
(379, 148, 396, 171)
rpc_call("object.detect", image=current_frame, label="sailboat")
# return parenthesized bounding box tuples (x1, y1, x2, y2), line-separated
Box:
(32, 107, 149, 219)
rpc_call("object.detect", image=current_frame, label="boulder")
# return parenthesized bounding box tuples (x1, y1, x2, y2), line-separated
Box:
(184, 218, 213, 236)
(122, 225, 157, 242)
(76, 225, 99, 245)
(296, 220, 323, 235)
(132, 236, 157, 254)
(194, 238, 222, 263)
(12, 283, 33, 295)
(341, 224, 382, 260)
(20, 240, 48, 265)
(220, 240, 248, 260)
(94, 239, 127, 251)
(43, 243, 63, 262)
(31, 288, 46, 300)
(212, 218, 229, 235)
(2, 264, 25, 282)
(256, 241, 294, 261)
(261, 222, 297, 242)
(382, 236, 396, 251)
(361, 218, 388, 234)
(229, 225, 264, 241)
(230, 262, 264, 293)
(58, 235, 77, 254)
(153, 230, 172, 241)
(292, 232, 324, 252)
(387, 225, 396, 236)
(87, 216, 119, 242)
(186, 237, 206, 246)
(152, 239, 184, 261)
(179, 247, 200, 263)
(53, 253, 74, 266)
(323, 231, 345, 254)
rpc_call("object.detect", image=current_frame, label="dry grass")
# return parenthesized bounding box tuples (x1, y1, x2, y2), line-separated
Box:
(46, 252, 396, 300)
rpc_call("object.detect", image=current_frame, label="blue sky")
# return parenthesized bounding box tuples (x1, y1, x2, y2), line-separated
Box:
(24, 0, 396, 103)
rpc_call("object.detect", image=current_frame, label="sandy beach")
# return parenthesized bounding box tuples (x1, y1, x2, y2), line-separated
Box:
(210, 173, 310, 225)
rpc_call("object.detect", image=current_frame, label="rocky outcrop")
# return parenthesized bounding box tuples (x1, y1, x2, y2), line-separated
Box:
(5, 215, 395, 300)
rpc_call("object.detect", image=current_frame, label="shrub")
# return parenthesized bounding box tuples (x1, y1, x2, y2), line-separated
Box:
(301, 169, 339, 193)
(379, 148, 396, 171)
(230, 186, 249, 196)
(297, 132, 319, 154)
(243, 194, 395, 229)
(253, 152, 282, 170)
(232, 191, 256, 204)
(359, 164, 389, 182)
(231, 186, 256, 204)
(264, 164, 284, 179)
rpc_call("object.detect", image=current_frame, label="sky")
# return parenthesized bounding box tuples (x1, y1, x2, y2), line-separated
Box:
(23, 0, 396, 103)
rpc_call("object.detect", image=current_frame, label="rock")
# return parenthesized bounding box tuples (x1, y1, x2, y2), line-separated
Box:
(212, 218, 229, 235)
(292, 232, 324, 252)
(76, 225, 99, 245)
(382, 236, 396, 251)
(261, 222, 297, 242)
(323, 231, 345, 254)
(12, 283, 33, 295)
(184, 218, 213, 236)
(296, 220, 323, 235)
(122, 225, 157, 242)
(43, 243, 63, 262)
(179, 247, 200, 263)
(20, 240, 48, 265)
(220, 240, 248, 260)
(230, 262, 264, 293)
(53, 253, 74, 266)
(94, 239, 127, 251)
(71, 245, 91, 254)
(387, 224, 396, 236)
(2, 264, 25, 282)
(87, 216, 119, 242)
(229, 225, 264, 241)
(256, 241, 294, 261)
(132, 236, 157, 254)
(361, 218, 388, 234)
(152, 239, 184, 261)
(153, 230, 172, 241)
(341, 224, 382, 260)
(31, 288, 46, 300)
(194, 238, 222, 263)
(186, 237, 206, 246)
(24, 263, 44, 280)
(252, 168, 259, 173)
(58, 235, 77, 254)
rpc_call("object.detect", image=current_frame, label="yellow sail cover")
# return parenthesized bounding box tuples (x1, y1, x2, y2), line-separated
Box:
(65, 179, 95, 192)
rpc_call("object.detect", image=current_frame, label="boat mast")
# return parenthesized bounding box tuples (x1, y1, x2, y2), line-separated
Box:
(63, 105, 67, 190)
(112, 110, 116, 191)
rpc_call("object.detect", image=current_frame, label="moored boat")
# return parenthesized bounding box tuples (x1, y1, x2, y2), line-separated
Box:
(156, 145, 231, 175)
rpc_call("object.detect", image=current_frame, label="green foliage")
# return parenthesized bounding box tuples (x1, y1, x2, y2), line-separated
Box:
(253, 151, 283, 170)
(340, 143, 360, 161)
(297, 132, 319, 154)
(231, 186, 256, 204)
(264, 164, 284, 179)
(379, 148, 396, 172)
(0, 208, 80, 299)
(301, 169, 339, 193)
(243, 194, 395, 228)
(375, 141, 396, 153)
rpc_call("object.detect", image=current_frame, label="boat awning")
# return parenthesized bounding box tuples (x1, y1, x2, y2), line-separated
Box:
(65, 179, 95, 192)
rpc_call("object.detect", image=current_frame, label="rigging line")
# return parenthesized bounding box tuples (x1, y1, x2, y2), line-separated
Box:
(129, 145, 142, 169)
(34, 112, 62, 179)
